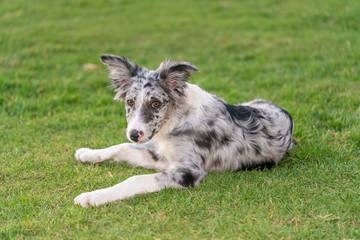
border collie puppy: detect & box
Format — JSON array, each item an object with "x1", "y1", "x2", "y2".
[{"x1": 74, "y1": 55, "x2": 295, "y2": 207}]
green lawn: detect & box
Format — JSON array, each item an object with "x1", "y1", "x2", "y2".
[{"x1": 1, "y1": 0, "x2": 359, "y2": 239}]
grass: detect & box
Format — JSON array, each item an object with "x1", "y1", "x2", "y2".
[{"x1": 1, "y1": 0, "x2": 359, "y2": 238}]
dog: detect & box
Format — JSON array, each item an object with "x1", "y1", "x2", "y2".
[{"x1": 74, "y1": 55, "x2": 295, "y2": 207}]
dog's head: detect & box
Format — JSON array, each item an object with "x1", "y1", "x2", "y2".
[{"x1": 100, "y1": 55, "x2": 198, "y2": 143}]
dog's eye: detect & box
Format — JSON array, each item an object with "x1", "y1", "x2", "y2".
[
  {"x1": 127, "y1": 99, "x2": 135, "y2": 106},
  {"x1": 151, "y1": 101, "x2": 161, "y2": 108}
]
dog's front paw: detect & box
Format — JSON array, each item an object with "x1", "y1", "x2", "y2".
[
  {"x1": 74, "y1": 191, "x2": 108, "y2": 207},
  {"x1": 75, "y1": 148, "x2": 102, "y2": 164}
]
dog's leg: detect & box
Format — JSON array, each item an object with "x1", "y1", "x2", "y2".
[
  {"x1": 74, "y1": 167, "x2": 206, "y2": 207},
  {"x1": 75, "y1": 142, "x2": 168, "y2": 171},
  {"x1": 74, "y1": 173, "x2": 172, "y2": 207}
]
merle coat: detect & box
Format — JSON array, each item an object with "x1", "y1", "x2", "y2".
[{"x1": 74, "y1": 55, "x2": 295, "y2": 207}]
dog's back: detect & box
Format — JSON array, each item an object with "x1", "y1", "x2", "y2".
[{"x1": 159, "y1": 84, "x2": 295, "y2": 172}]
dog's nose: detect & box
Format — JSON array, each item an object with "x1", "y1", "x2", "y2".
[
  {"x1": 129, "y1": 130, "x2": 144, "y2": 142},
  {"x1": 130, "y1": 130, "x2": 139, "y2": 142}
]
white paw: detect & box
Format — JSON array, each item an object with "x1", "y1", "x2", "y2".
[
  {"x1": 74, "y1": 190, "x2": 108, "y2": 207},
  {"x1": 75, "y1": 148, "x2": 101, "y2": 164}
]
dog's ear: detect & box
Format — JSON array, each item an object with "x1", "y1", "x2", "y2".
[
  {"x1": 157, "y1": 60, "x2": 198, "y2": 89},
  {"x1": 100, "y1": 54, "x2": 139, "y2": 100}
]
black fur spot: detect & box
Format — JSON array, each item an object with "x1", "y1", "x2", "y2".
[
  {"x1": 220, "y1": 135, "x2": 232, "y2": 146},
  {"x1": 194, "y1": 138, "x2": 211, "y2": 149},
  {"x1": 224, "y1": 103, "x2": 253, "y2": 122},
  {"x1": 207, "y1": 120, "x2": 215, "y2": 126},
  {"x1": 263, "y1": 161, "x2": 276, "y2": 169},
  {"x1": 177, "y1": 168, "x2": 196, "y2": 188},
  {"x1": 148, "y1": 150, "x2": 159, "y2": 162},
  {"x1": 250, "y1": 142, "x2": 262, "y2": 156},
  {"x1": 149, "y1": 129, "x2": 156, "y2": 139},
  {"x1": 194, "y1": 130, "x2": 218, "y2": 150},
  {"x1": 151, "y1": 72, "x2": 159, "y2": 79},
  {"x1": 170, "y1": 124, "x2": 193, "y2": 137},
  {"x1": 140, "y1": 105, "x2": 154, "y2": 123},
  {"x1": 174, "y1": 88, "x2": 186, "y2": 97},
  {"x1": 237, "y1": 159, "x2": 276, "y2": 171}
]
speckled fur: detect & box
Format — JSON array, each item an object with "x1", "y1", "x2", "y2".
[{"x1": 74, "y1": 55, "x2": 295, "y2": 207}]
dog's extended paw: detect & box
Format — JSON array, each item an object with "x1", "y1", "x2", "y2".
[
  {"x1": 75, "y1": 148, "x2": 102, "y2": 164},
  {"x1": 74, "y1": 191, "x2": 108, "y2": 207}
]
